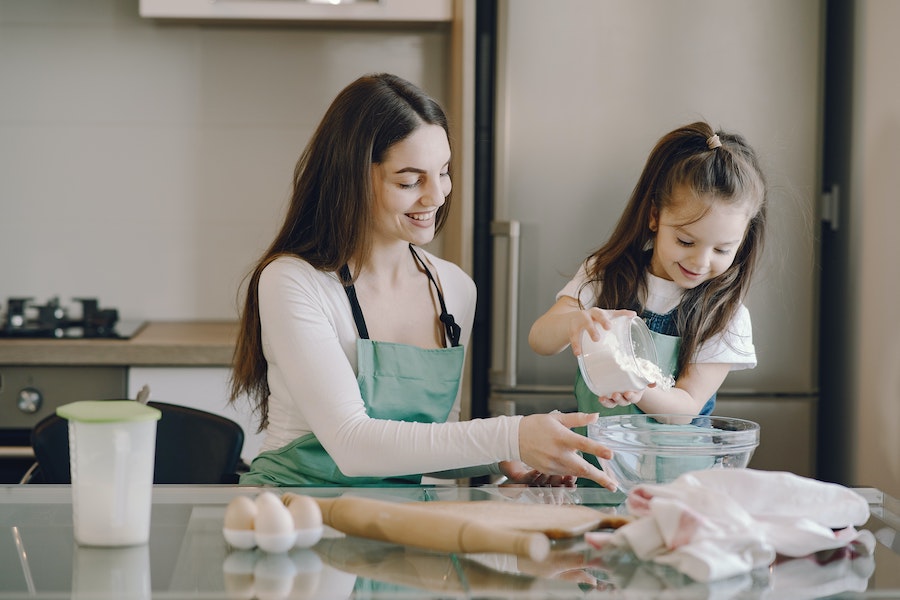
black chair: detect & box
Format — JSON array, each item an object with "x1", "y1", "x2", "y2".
[{"x1": 22, "y1": 401, "x2": 245, "y2": 484}]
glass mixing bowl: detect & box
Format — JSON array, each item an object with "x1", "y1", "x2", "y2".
[{"x1": 587, "y1": 413, "x2": 760, "y2": 492}]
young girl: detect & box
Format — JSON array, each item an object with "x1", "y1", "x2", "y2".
[{"x1": 530, "y1": 121, "x2": 766, "y2": 424}]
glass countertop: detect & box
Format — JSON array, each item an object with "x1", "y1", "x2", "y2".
[{"x1": 0, "y1": 484, "x2": 898, "y2": 599}]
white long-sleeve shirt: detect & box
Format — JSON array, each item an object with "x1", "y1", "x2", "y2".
[{"x1": 256, "y1": 250, "x2": 521, "y2": 477}]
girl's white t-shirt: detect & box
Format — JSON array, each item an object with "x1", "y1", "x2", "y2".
[{"x1": 557, "y1": 263, "x2": 756, "y2": 370}]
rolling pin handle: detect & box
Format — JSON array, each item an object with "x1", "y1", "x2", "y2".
[{"x1": 457, "y1": 521, "x2": 550, "y2": 562}]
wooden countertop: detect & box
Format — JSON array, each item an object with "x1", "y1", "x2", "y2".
[{"x1": 0, "y1": 321, "x2": 237, "y2": 367}]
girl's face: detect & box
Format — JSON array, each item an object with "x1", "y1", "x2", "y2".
[
  {"x1": 649, "y1": 185, "x2": 752, "y2": 289},
  {"x1": 371, "y1": 124, "x2": 451, "y2": 247}
]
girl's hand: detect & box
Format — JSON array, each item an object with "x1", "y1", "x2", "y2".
[
  {"x1": 517, "y1": 412, "x2": 618, "y2": 492},
  {"x1": 570, "y1": 308, "x2": 636, "y2": 356},
  {"x1": 529, "y1": 295, "x2": 634, "y2": 357},
  {"x1": 498, "y1": 461, "x2": 577, "y2": 487},
  {"x1": 596, "y1": 388, "x2": 647, "y2": 409}
]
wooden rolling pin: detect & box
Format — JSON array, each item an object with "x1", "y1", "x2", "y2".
[{"x1": 283, "y1": 493, "x2": 551, "y2": 562}]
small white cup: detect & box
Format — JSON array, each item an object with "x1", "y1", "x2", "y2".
[
  {"x1": 57, "y1": 400, "x2": 161, "y2": 547},
  {"x1": 577, "y1": 315, "x2": 660, "y2": 397}
]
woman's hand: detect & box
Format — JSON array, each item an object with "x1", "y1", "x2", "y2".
[
  {"x1": 498, "y1": 460, "x2": 577, "y2": 487},
  {"x1": 517, "y1": 412, "x2": 617, "y2": 492}
]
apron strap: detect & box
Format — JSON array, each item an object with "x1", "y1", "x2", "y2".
[
  {"x1": 339, "y1": 245, "x2": 461, "y2": 347},
  {"x1": 339, "y1": 265, "x2": 370, "y2": 340},
  {"x1": 638, "y1": 306, "x2": 681, "y2": 337},
  {"x1": 409, "y1": 245, "x2": 461, "y2": 347}
]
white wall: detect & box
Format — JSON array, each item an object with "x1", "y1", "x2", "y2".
[
  {"x1": 851, "y1": 0, "x2": 900, "y2": 498},
  {"x1": 0, "y1": 0, "x2": 449, "y2": 321}
]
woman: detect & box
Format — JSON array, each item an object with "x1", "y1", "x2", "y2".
[{"x1": 230, "y1": 73, "x2": 616, "y2": 490}]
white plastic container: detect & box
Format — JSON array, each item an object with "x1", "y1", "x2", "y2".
[
  {"x1": 577, "y1": 315, "x2": 665, "y2": 397},
  {"x1": 57, "y1": 400, "x2": 161, "y2": 546}
]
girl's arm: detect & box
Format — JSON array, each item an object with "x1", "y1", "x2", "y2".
[
  {"x1": 612, "y1": 362, "x2": 731, "y2": 414},
  {"x1": 529, "y1": 295, "x2": 633, "y2": 356},
  {"x1": 596, "y1": 306, "x2": 754, "y2": 414}
]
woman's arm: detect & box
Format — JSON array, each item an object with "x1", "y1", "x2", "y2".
[
  {"x1": 259, "y1": 259, "x2": 613, "y2": 485},
  {"x1": 259, "y1": 259, "x2": 618, "y2": 490},
  {"x1": 259, "y1": 259, "x2": 520, "y2": 477}
]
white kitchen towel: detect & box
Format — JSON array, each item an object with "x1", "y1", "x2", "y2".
[{"x1": 585, "y1": 469, "x2": 872, "y2": 582}]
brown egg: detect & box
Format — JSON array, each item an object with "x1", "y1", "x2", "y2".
[
  {"x1": 283, "y1": 494, "x2": 323, "y2": 548},
  {"x1": 223, "y1": 495, "x2": 258, "y2": 550},
  {"x1": 284, "y1": 495, "x2": 322, "y2": 531},
  {"x1": 224, "y1": 495, "x2": 257, "y2": 530},
  {"x1": 255, "y1": 492, "x2": 296, "y2": 553}
]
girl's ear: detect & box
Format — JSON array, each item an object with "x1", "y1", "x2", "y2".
[{"x1": 649, "y1": 206, "x2": 659, "y2": 232}]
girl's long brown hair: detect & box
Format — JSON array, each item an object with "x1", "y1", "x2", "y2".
[
  {"x1": 229, "y1": 73, "x2": 452, "y2": 430},
  {"x1": 580, "y1": 121, "x2": 766, "y2": 376}
]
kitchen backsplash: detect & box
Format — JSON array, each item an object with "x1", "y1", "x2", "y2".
[{"x1": 0, "y1": 0, "x2": 449, "y2": 321}]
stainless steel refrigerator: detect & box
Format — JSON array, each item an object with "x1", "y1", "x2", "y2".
[{"x1": 475, "y1": 0, "x2": 823, "y2": 477}]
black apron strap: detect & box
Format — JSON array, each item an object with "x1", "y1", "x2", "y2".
[
  {"x1": 409, "y1": 245, "x2": 461, "y2": 348},
  {"x1": 339, "y1": 265, "x2": 370, "y2": 340},
  {"x1": 339, "y1": 246, "x2": 461, "y2": 347}
]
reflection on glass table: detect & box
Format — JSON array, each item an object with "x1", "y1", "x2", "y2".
[{"x1": 0, "y1": 485, "x2": 898, "y2": 599}]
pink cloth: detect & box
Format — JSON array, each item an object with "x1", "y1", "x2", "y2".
[{"x1": 585, "y1": 469, "x2": 873, "y2": 582}]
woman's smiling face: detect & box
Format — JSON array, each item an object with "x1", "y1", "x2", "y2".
[
  {"x1": 370, "y1": 123, "x2": 451, "y2": 247},
  {"x1": 649, "y1": 185, "x2": 752, "y2": 289}
]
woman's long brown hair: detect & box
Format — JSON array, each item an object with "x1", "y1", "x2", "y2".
[
  {"x1": 580, "y1": 121, "x2": 767, "y2": 376},
  {"x1": 229, "y1": 73, "x2": 452, "y2": 431}
]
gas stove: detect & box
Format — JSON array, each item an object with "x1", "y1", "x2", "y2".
[{"x1": 0, "y1": 296, "x2": 145, "y2": 340}]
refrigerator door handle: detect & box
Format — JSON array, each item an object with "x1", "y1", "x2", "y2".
[{"x1": 490, "y1": 220, "x2": 520, "y2": 388}]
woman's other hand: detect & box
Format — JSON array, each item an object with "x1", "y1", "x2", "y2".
[
  {"x1": 517, "y1": 412, "x2": 617, "y2": 491},
  {"x1": 498, "y1": 460, "x2": 577, "y2": 487}
]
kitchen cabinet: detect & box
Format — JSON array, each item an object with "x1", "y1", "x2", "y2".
[{"x1": 139, "y1": 0, "x2": 452, "y2": 24}]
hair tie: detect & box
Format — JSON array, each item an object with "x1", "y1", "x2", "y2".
[{"x1": 707, "y1": 134, "x2": 722, "y2": 150}]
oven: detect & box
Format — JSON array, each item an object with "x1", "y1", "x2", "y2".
[
  {"x1": 0, "y1": 366, "x2": 129, "y2": 482},
  {"x1": 0, "y1": 297, "x2": 144, "y2": 483}
]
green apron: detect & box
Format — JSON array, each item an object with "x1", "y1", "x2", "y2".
[{"x1": 241, "y1": 246, "x2": 464, "y2": 487}]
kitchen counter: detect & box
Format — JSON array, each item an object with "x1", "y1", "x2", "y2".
[
  {"x1": 1, "y1": 484, "x2": 898, "y2": 599},
  {"x1": 0, "y1": 321, "x2": 237, "y2": 367}
]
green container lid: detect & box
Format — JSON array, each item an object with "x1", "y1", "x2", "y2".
[{"x1": 56, "y1": 400, "x2": 161, "y2": 423}]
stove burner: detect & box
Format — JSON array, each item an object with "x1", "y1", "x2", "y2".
[{"x1": 0, "y1": 297, "x2": 143, "y2": 339}]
